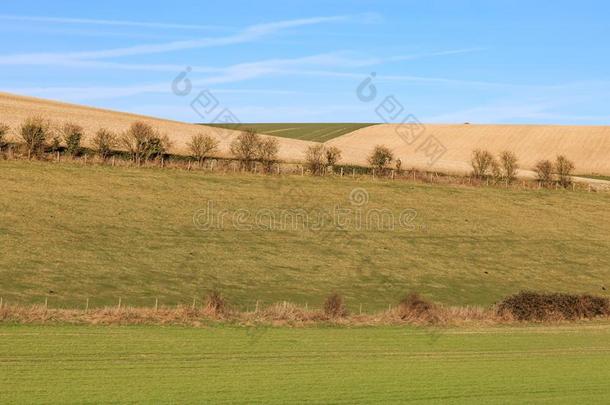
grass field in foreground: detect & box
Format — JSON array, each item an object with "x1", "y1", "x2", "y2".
[
  {"x1": 2, "y1": 323, "x2": 610, "y2": 403},
  {"x1": 1, "y1": 160, "x2": 609, "y2": 309},
  {"x1": 205, "y1": 123, "x2": 375, "y2": 141}
]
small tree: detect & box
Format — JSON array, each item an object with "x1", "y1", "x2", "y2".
[
  {"x1": 535, "y1": 160, "x2": 554, "y2": 185},
  {"x1": 61, "y1": 122, "x2": 84, "y2": 156},
  {"x1": 0, "y1": 123, "x2": 9, "y2": 151},
  {"x1": 187, "y1": 133, "x2": 219, "y2": 166},
  {"x1": 120, "y1": 122, "x2": 170, "y2": 164},
  {"x1": 305, "y1": 144, "x2": 326, "y2": 176},
  {"x1": 257, "y1": 137, "x2": 280, "y2": 173},
  {"x1": 471, "y1": 149, "x2": 495, "y2": 178},
  {"x1": 368, "y1": 145, "x2": 394, "y2": 173},
  {"x1": 499, "y1": 151, "x2": 519, "y2": 183},
  {"x1": 325, "y1": 146, "x2": 342, "y2": 172},
  {"x1": 20, "y1": 117, "x2": 50, "y2": 159},
  {"x1": 555, "y1": 155, "x2": 575, "y2": 188},
  {"x1": 230, "y1": 128, "x2": 260, "y2": 171},
  {"x1": 92, "y1": 129, "x2": 117, "y2": 161}
]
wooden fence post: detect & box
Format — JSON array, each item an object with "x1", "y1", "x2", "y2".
[
  {"x1": 155, "y1": 298, "x2": 158, "y2": 311},
  {"x1": 117, "y1": 297, "x2": 122, "y2": 310},
  {"x1": 340, "y1": 167, "x2": 344, "y2": 177},
  {"x1": 85, "y1": 298, "x2": 89, "y2": 313}
]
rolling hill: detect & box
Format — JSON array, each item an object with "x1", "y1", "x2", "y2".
[
  {"x1": 0, "y1": 92, "x2": 316, "y2": 162},
  {"x1": 325, "y1": 123, "x2": 610, "y2": 176}
]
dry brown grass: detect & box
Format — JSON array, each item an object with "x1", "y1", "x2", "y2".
[{"x1": 2, "y1": 295, "x2": 607, "y2": 327}]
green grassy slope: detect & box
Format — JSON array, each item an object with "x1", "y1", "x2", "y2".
[
  {"x1": 1, "y1": 160, "x2": 609, "y2": 309},
  {"x1": 2, "y1": 324, "x2": 610, "y2": 403},
  {"x1": 204, "y1": 123, "x2": 375, "y2": 141}
]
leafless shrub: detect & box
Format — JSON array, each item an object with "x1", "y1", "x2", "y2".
[
  {"x1": 60, "y1": 122, "x2": 85, "y2": 156},
  {"x1": 471, "y1": 149, "x2": 495, "y2": 178},
  {"x1": 230, "y1": 128, "x2": 260, "y2": 171},
  {"x1": 304, "y1": 144, "x2": 326, "y2": 175},
  {"x1": 324, "y1": 293, "x2": 348, "y2": 318},
  {"x1": 535, "y1": 159, "x2": 554, "y2": 185},
  {"x1": 325, "y1": 146, "x2": 342, "y2": 172},
  {"x1": 204, "y1": 291, "x2": 227, "y2": 316},
  {"x1": 187, "y1": 133, "x2": 219, "y2": 166},
  {"x1": 555, "y1": 155, "x2": 575, "y2": 188},
  {"x1": 497, "y1": 291, "x2": 610, "y2": 321},
  {"x1": 257, "y1": 137, "x2": 280, "y2": 173},
  {"x1": 499, "y1": 151, "x2": 519, "y2": 183},
  {"x1": 368, "y1": 145, "x2": 394, "y2": 173},
  {"x1": 20, "y1": 117, "x2": 51, "y2": 159},
  {"x1": 120, "y1": 122, "x2": 171, "y2": 164},
  {"x1": 91, "y1": 129, "x2": 117, "y2": 160},
  {"x1": 396, "y1": 293, "x2": 439, "y2": 323}
]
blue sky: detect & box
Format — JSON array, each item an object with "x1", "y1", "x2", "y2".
[{"x1": 1, "y1": 0, "x2": 609, "y2": 124}]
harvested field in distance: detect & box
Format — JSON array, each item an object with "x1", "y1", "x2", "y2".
[
  {"x1": 2, "y1": 324, "x2": 610, "y2": 403},
  {"x1": 326, "y1": 123, "x2": 610, "y2": 176},
  {"x1": 1, "y1": 160, "x2": 609, "y2": 309},
  {"x1": 206, "y1": 123, "x2": 375, "y2": 141},
  {"x1": 0, "y1": 92, "x2": 315, "y2": 162}
]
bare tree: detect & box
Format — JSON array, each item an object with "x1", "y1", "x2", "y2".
[
  {"x1": 60, "y1": 122, "x2": 85, "y2": 156},
  {"x1": 91, "y1": 129, "x2": 117, "y2": 161},
  {"x1": 325, "y1": 146, "x2": 342, "y2": 172},
  {"x1": 304, "y1": 144, "x2": 326, "y2": 175},
  {"x1": 555, "y1": 155, "x2": 575, "y2": 188},
  {"x1": 368, "y1": 145, "x2": 394, "y2": 173},
  {"x1": 471, "y1": 149, "x2": 495, "y2": 178},
  {"x1": 257, "y1": 137, "x2": 280, "y2": 173},
  {"x1": 535, "y1": 160, "x2": 554, "y2": 185},
  {"x1": 187, "y1": 133, "x2": 219, "y2": 166},
  {"x1": 499, "y1": 151, "x2": 519, "y2": 183},
  {"x1": 20, "y1": 117, "x2": 50, "y2": 159},
  {"x1": 120, "y1": 122, "x2": 170, "y2": 164},
  {"x1": 230, "y1": 128, "x2": 260, "y2": 171}
]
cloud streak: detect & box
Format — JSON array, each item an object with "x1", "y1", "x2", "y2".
[
  {"x1": 0, "y1": 14, "x2": 227, "y2": 30},
  {"x1": 0, "y1": 15, "x2": 353, "y2": 64}
]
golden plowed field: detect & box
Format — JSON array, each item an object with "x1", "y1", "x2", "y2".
[
  {"x1": 326, "y1": 123, "x2": 610, "y2": 176},
  {"x1": 0, "y1": 92, "x2": 315, "y2": 162}
]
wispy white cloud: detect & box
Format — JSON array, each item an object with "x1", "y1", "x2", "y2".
[
  {"x1": 0, "y1": 15, "x2": 355, "y2": 64},
  {"x1": 0, "y1": 14, "x2": 227, "y2": 31},
  {"x1": 4, "y1": 49, "x2": 500, "y2": 101}
]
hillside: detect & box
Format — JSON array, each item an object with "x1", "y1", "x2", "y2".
[
  {"x1": 0, "y1": 92, "x2": 316, "y2": 162},
  {"x1": 1, "y1": 161, "x2": 608, "y2": 309},
  {"x1": 326, "y1": 123, "x2": 610, "y2": 176},
  {"x1": 206, "y1": 123, "x2": 375, "y2": 142}
]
